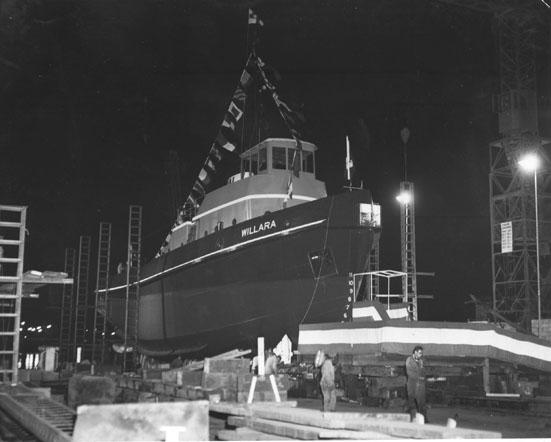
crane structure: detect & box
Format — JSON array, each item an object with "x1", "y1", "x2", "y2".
[{"x1": 438, "y1": 0, "x2": 551, "y2": 332}]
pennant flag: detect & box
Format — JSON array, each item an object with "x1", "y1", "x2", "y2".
[
  {"x1": 285, "y1": 173, "x2": 293, "y2": 201},
  {"x1": 209, "y1": 144, "x2": 223, "y2": 162},
  {"x1": 290, "y1": 147, "x2": 300, "y2": 178},
  {"x1": 186, "y1": 193, "x2": 198, "y2": 208},
  {"x1": 233, "y1": 86, "x2": 246, "y2": 104},
  {"x1": 205, "y1": 158, "x2": 215, "y2": 172},
  {"x1": 248, "y1": 9, "x2": 263, "y2": 52},
  {"x1": 192, "y1": 181, "x2": 206, "y2": 197},
  {"x1": 240, "y1": 69, "x2": 253, "y2": 89},
  {"x1": 255, "y1": 56, "x2": 305, "y2": 152},
  {"x1": 228, "y1": 101, "x2": 243, "y2": 121},
  {"x1": 248, "y1": 8, "x2": 264, "y2": 26},
  {"x1": 216, "y1": 131, "x2": 236, "y2": 152},
  {"x1": 222, "y1": 118, "x2": 236, "y2": 131},
  {"x1": 198, "y1": 168, "x2": 208, "y2": 182}
]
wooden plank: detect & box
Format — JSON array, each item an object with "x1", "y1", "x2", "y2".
[
  {"x1": 227, "y1": 415, "x2": 248, "y2": 427},
  {"x1": 212, "y1": 349, "x2": 252, "y2": 360},
  {"x1": 318, "y1": 429, "x2": 396, "y2": 439},
  {"x1": 343, "y1": 417, "x2": 502, "y2": 439},
  {"x1": 210, "y1": 401, "x2": 298, "y2": 417},
  {"x1": 232, "y1": 416, "x2": 325, "y2": 440},
  {"x1": 217, "y1": 428, "x2": 292, "y2": 440},
  {"x1": 250, "y1": 405, "x2": 409, "y2": 428}
]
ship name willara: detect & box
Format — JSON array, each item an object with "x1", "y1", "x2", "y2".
[{"x1": 241, "y1": 220, "x2": 277, "y2": 238}]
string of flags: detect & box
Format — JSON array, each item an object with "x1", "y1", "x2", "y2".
[
  {"x1": 157, "y1": 9, "x2": 304, "y2": 256},
  {"x1": 254, "y1": 56, "x2": 304, "y2": 200},
  {"x1": 185, "y1": 54, "x2": 257, "y2": 210}
]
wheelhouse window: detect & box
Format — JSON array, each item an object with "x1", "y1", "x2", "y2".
[
  {"x1": 302, "y1": 150, "x2": 314, "y2": 173},
  {"x1": 258, "y1": 147, "x2": 267, "y2": 172},
  {"x1": 359, "y1": 203, "x2": 381, "y2": 227},
  {"x1": 273, "y1": 147, "x2": 287, "y2": 170},
  {"x1": 287, "y1": 149, "x2": 301, "y2": 172},
  {"x1": 251, "y1": 152, "x2": 258, "y2": 174},
  {"x1": 242, "y1": 158, "x2": 250, "y2": 175}
]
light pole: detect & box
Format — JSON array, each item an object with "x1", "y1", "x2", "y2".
[
  {"x1": 396, "y1": 183, "x2": 417, "y2": 320},
  {"x1": 400, "y1": 127, "x2": 410, "y2": 181},
  {"x1": 518, "y1": 153, "x2": 541, "y2": 337}
]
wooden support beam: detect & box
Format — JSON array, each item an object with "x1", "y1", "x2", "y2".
[{"x1": 217, "y1": 428, "x2": 292, "y2": 440}]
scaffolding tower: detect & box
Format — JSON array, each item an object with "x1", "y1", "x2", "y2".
[
  {"x1": 123, "y1": 206, "x2": 142, "y2": 372},
  {"x1": 399, "y1": 181, "x2": 418, "y2": 320},
  {"x1": 92, "y1": 222, "x2": 112, "y2": 366},
  {"x1": 72, "y1": 236, "x2": 91, "y2": 363},
  {"x1": 490, "y1": 136, "x2": 551, "y2": 332},
  {"x1": 486, "y1": 6, "x2": 551, "y2": 333},
  {"x1": 0, "y1": 205, "x2": 27, "y2": 384},
  {"x1": 58, "y1": 248, "x2": 77, "y2": 367},
  {"x1": 439, "y1": 0, "x2": 551, "y2": 333}
]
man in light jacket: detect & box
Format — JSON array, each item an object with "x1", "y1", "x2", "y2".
[{"x1": 316, "y1": 350, "x2": 336, "y2": 412}]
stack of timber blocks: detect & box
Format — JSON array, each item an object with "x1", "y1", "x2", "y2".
[
  {"x1": 201, "y1": 357, "x2": 290, "y2": 402},
  {"x1": 201, "y1": 358, "x2": 250, "y2": 402}
]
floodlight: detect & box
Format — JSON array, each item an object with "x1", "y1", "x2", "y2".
[
  {"x1": 518, "y1": 153, "x2": 540, "y2": 172},
  {"x1": 396, "y1": 191, "x2": 412, "y2": 205}
]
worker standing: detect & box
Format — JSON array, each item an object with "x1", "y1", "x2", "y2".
[
  {"x1": 316, "y1": 350, "x2": 336, "y2": 412},
  {"x1": 406, "y1": 345, "x2": 428, "y2": 422},
  {"x1": 265, "y1": 348, "x2": 278, "y2": 376}
]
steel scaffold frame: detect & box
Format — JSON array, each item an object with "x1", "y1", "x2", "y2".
[
  {"x1": 123, "y1": 206, "x2": 142, "y2": 372},
  {"x1": 400, "y1": 181, "x2": 418, "y2": 320},
  {"x1": 92, "y1": 222, "x2": 112, "y2": 366},
  {"x1": 0, "y1": 205, "x2": 27, "y2": 384},
  {"x1": 72, "y1": 236, "x2": 91, "y2": 363},
  {"x1": 58, "y1": 248, "x2": 77, "y2": 368}
]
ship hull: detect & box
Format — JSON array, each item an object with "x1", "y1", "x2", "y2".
[{"x1": 107, "y1": 190, "x2": 378, "y2": 357}]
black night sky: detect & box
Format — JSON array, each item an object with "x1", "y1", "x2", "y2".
[{"x1": 1, "y1": 0, "x2": 550, "y2": 332}]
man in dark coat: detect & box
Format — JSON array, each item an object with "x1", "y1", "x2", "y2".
[{"x1": 406, "y1": 345, "x2": 427, "y2": 422}]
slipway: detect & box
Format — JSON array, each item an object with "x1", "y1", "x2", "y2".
[{"x1": 298, "y1": 320, "x2": 551, "y2": 372}]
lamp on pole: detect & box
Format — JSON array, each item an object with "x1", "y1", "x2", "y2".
[
  {"x1": 396, "y1": 182, "x2": 417, "y2": 320},
  {"x1": 518, "y1": 152, "x2": 541, "y2": 337}
]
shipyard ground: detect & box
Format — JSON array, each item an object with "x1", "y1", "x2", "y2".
[
  {"x1": 209, "y1": 399, "x2": 551, "y2": 439},
  {"x1": 293, "y1": 398, "x2": 551, "y2": 439}
]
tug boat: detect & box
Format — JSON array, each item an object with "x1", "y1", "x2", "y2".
[
  {"x1": 105, "y1": 11, "x2": 381, "y2": 358},
  {"x1": 106, "y1": 138, "x2": 380, "y2": 357}
]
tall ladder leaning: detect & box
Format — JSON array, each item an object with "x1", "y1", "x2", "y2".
[
  {"x1": 92, "y1": 222, "x2": 112, "y2": 366},
  {"x1": 368, "y1": 235, "x2": 380, "y2": 299},
  {"x1": 0, "y1": 205, "x2": 27, "y2": 385},
  {"x1": 73, "y1": 236, "x2": 92, "y2": 364},
  {"x1": 123, "y1": 206, "x2": 142, "y2": 372},
  {"x1": 400, "y1": 181, "x2": 418, "y2": 320},
  {"x1": 58, "y1": 248, "x2": 77, "y2": 368}
]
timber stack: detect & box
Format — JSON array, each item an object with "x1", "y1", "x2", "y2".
[
  {"x1": 115, "y1": 349, "x2": 290, "y2": 404},
  {"x1": 211, "y1": 402, "x2": 502, "y2": 440}
]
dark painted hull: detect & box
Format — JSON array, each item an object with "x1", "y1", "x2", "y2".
[{"x1": 107, "y1": 190, "x2": 378, "y2": 357}]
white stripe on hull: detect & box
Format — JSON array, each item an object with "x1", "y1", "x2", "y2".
[
  {"x1": 299, "y1": 324, "x2": 551, "y2": 363},
  {"x1": 100, "y1": 218, "x2": 326, "y2": 293}
]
